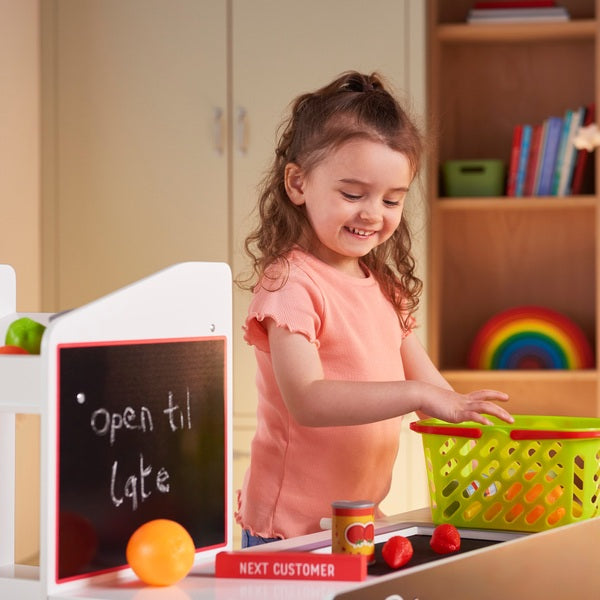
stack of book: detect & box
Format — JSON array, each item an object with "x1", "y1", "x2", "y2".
[
  {"x1": 505, "y1": 104, "x2": 596, "y2": 197},
  {"x1": 467, "y1": 1, "x2": 570, "y2": 24}
]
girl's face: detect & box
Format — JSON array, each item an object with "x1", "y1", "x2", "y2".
[{"x1": 285, "y1": 138, "x2": 413, "y2": 277}]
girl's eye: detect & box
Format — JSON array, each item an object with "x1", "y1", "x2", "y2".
[
  {"x1": 342, "y1": 192, "x2": 362, "y2": 201},
  {"x1": 384, "y1": 199, "x2": 401, "y2": 207}
]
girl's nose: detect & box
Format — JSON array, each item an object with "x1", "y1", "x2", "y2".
[{"x1": 359, "y1": 202, "x2": 382, "y2": 222}]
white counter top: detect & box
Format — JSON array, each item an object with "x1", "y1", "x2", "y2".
[{"x1": 45, "y1": 510, "x2": 600, "y2": 600}]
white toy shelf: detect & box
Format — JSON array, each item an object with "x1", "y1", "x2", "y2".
[{"x1": 0, "y1": 263, "x2": 233, "y2": 599}]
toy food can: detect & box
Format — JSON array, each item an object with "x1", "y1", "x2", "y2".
[{"x1": 331, "y1": 500, "x2": 375, "y2": 564}]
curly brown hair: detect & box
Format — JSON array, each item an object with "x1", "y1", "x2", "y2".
[{"x1": 238, "y1": 71, "x2": 424, "y2": 330}]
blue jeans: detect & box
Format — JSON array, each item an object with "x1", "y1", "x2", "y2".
[{"x1": 241, "y1": 529, "x2": 282, "y2": 548}]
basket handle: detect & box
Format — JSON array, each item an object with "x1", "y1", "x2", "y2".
[
  {"x1": 510, "y1": 429, "x2": 600, "y2": 440},
  {"x1": 409, "y1": 422, "x2": 482, "y2": 438},
  {"x1": 409, "y1": 421, "x2": 600, "y2": 440}
]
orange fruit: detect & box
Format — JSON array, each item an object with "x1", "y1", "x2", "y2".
[{"x1": 126, "y1": 519, "x2": 195, "y2": 586}]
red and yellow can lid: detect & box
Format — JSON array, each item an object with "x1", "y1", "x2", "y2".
[{"x1": 332, "y1": 500, "x2": 374, "y2": 517}]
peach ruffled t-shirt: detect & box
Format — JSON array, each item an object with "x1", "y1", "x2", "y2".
[{"x1": 235, "y1": 248, "x2": 413, "y2": 539}]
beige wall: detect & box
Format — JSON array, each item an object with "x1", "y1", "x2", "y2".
[
  {"x1": 0, "y1": 0, "x2": 41, "y2": 311},
  {"x1": 0, "y1": 0, "x2": 41, "y2": 565}
]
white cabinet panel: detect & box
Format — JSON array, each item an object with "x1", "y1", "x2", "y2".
[{"x1": 45, "y1": 0, "x2": 229, "y2": 309}]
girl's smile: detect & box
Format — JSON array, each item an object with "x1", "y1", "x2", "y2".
[
  {"x1": 346, "y1": 227, "x2": 376, "y2": 237},
  {"x1": 285, "y1": 138, "x2": 413, "y2": 277}
]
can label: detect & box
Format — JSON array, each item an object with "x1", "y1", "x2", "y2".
[{"x1": 331, "y1": 500, "x2": 375, "y2": 564}]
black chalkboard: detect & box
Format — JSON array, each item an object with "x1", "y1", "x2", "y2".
[{"x1": 56, "y1": 337, "x2": 227, "y2": 581}]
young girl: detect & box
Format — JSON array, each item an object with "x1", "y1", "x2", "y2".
[{"x1": 235, "y1": 71, "x2": 512, "y2": 547}]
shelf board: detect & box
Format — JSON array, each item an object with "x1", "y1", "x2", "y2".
[
  {"x1": 437, "y1": 19, "x2": 597, "y2": 43},
  {"x1": 0, "y1": 564, "x2": 39, "y2": 581},
  {"x1": 0, "y1": 567, "x2": 41, "y2": 600},
  {"x1": 441, "y1": 369, "x2": 599, "y2": 416},
  {"x1": 441, "y1": 369, "x2": 597, "y2": 382},
  {"x1": 0, "y1": 357, "x2": 42, "y2": 414},
  {"x1": 435, "y1": 195, "x2": 597, "y2": 211}
]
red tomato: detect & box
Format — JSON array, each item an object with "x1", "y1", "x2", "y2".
[
  {"x1": 58, "y1": 511, "x2": 98, "y2": 578},
  {"x1": 381, "y1": 535, "x2": 413, "y2": 569},
  {"x1": 0, "y1": 345, "x2": 29, "y2": 354},
  {"x1": 430, "y1": 524, "x2": 461, "y2": 554},
  {"x1": 126, "y1": 519, "x2": 195, "y2": 586},
  {"x1": 345, "y1": 523, "x2": 365, "y2": 544}
]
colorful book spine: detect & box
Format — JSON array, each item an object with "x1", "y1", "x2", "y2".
[
  {"x1": 515, "y1": 124, "x2": 532, "y2": 197},
  {"x1": 523, "y1": 124, "x2": 543, "y2": 197},
  {"x1": 532, "y1": 120, "x2": 549, "y2": 195},
  {"x1": 557, "y1": 106, "x2": 585, "y2": 196},
  {"x1": 551, "y1": 108, "x2": 573, "y2": 195},
  {"x1": 536, "y1": 116, "x2": 563, "y2": 196},
  {"x1": 506, "y1": 124, "x2": 523, "y2": 196}
]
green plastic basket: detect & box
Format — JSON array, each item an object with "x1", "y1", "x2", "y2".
[{"x1": 410, "y1": 415, "x2": 600, "y2": 533}]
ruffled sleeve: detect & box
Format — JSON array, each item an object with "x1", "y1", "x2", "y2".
[{"x1": 243, "y1": 264, "x2": 324, "y2": 352}]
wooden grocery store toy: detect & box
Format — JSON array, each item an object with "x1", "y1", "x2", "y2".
[{"x1": 0, "y1": 263, "x2": 233, "y2": 598}]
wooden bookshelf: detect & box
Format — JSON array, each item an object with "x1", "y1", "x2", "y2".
[
  {"x1": 437, "y1": 19, "x2": 596, "y2": 42},
  {"x1": 426, "y1": 0, "x2": 600, "y2": 416}
]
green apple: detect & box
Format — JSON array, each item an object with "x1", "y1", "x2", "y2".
[{"x1": 5, "y1": 317, "x2": 46, "y2": 355}]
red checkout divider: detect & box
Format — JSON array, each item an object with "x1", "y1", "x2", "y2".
[{"x1": 215, "y1": 551, "x2": 367, "y2": 581}]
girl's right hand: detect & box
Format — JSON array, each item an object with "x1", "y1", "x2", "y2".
[{"x1": 420, "y1": 387, "x2": 513, "y2": 426}]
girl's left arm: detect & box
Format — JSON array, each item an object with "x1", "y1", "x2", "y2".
[
  {"x1": 265, "y1": 318, "x2": 511, "y2": 427},
  {"x1": 400, "y1": 332, "x2": 510, "y2": 421},
  {"x1": 400, "y1": 332, "x2": 453, "y2": 419},
  {"x1": 400, "y1": 332, "x2": 453, "y2": 390}
]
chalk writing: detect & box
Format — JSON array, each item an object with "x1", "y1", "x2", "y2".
[
  {"x1": 163, "y1": 388, "x2": 192, "y2": 432},
  {"x1": 110, "y1": 454, "x2": 170, "y2": 510},
  {"x1": 82, "y1": 388, "x2": 192, "y2": 510},
  {"x1": 90, "y1": 405, "x2": 154, "y2": 446}
]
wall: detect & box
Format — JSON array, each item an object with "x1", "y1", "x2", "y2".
[
  {"x1": 0, "y1": 0, "x2": 41, "y2": 565},
  {"x1": 0, "y1": 0, "x2": 41, "y2": 311}
]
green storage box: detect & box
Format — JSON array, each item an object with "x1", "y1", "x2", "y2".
[{"x1": 442, "y1": 159, "x2": 505, "y2": 197}]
